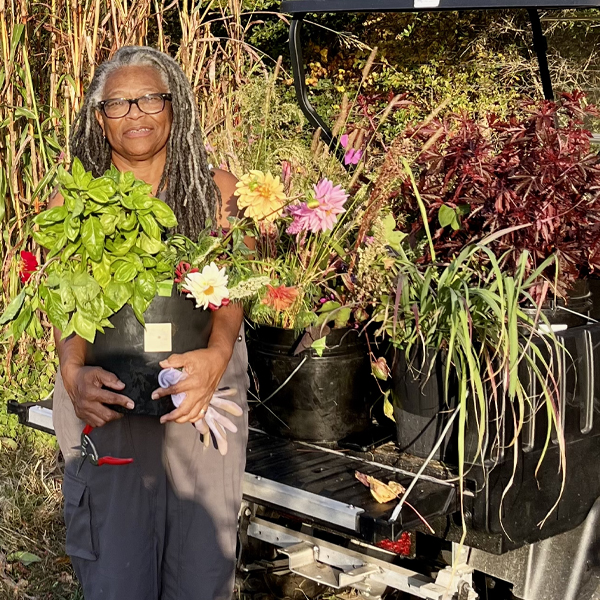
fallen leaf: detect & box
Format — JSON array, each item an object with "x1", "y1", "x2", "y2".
[
  {"x1": 355, "y1": 471, "x2": 405, "y2": 504},
  {"x1": 7, "y1": 552, "x2": 41, "y2": 567}
]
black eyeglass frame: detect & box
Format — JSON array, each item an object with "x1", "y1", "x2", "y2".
[{"x1": 97, "y1": 93, "x2": 173, "y2": 119}]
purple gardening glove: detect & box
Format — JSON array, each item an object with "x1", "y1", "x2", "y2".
[{"x1": 157, "y1": 368, "x2": 242, "y2": 455}]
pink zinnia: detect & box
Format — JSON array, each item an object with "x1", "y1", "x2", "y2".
[{"x1": 287, "y1": 179, "x2": 348, "y2": 234}]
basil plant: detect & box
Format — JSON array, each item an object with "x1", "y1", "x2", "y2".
[{"x1": 2, "y1": 159, "x2": 182, "y2": 343}]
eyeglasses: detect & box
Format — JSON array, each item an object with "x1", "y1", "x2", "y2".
[{"x1": 97, "y1": 93, "x2": 172, "y2": 119}]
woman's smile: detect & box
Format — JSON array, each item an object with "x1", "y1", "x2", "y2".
[{"x1": 123, "y1": 125, "x2": 154, "y2": 138}]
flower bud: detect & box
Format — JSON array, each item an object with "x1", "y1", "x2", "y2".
[{"x1": 371, "y1": 356, "x2": 391, "y2": 381}]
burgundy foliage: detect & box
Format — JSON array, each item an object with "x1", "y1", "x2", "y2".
[{"x1": 397, "y1": 92, "x2": 600, "y2": 292}]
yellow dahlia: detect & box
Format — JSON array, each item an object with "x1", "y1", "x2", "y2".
[{"x1": 235, "y1": 170, "x2": 286, "y2": 222}]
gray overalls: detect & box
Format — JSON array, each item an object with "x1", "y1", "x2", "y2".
[{"x1": 53, "y1": 327, "x2": 249, "y2": 600}]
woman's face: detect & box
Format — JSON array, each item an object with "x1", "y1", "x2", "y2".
[{"x1": 95, "y1": 65, "x2": 173, "y2": 163}]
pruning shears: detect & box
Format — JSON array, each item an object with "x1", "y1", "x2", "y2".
[{"x1": 76, "y1": 424, "x2": 134, "y2": 475}]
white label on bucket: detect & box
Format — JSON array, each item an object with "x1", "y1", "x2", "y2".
[
  {"x1": 144, "y1": 323, "x2": 172, "y2": 353},
  {"x1": 415, "y1": 0, "x2": 440, "y2": 7}
]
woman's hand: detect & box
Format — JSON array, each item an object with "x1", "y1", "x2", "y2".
[
  {"x1": 61, "y1": 363, "x2": 134, "y2": 428},
  {"x1": 152, "y1": 347, "x2": 230, "y2": 425}
]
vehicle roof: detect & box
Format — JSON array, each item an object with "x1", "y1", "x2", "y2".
[{"x1": 281, "y1": 0, "x2": 600, "y2": 13}]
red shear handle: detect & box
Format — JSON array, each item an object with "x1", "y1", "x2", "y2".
[
  {"x1": 83, "y1": 424, "x2": 93, "y2": 435},
  {"x1": 97, "y1": 457, "x2": 134, "y2": 466}
]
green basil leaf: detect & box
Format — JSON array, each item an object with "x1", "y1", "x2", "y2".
[
  {"x1": 123, "y1": 251, "x2": 142, "y2": 266},
  {"x1": 47, "y1": 233, "x2": 68, "y2": 258},
  {"x1": 151, "y1": 200, "x2": 178, "y2": 228},
  {"x1": 131, "y1": 293, "x2": 150, "y2": 326},
  {"x1": 71, "y1": 195, "x2": 85, "y2": 218},
  {"x1": 71, "y1": 158, "x2": 86, "y2": 186},
  {"x1": 91, "y1": 253, "x2": 112, "y2": 288},
  {"x1": 108, "y1": 228, "x2": 138, "y2": 257},
  {"x1": 104, "y1": 281, "x2": 133, "y2": 312},
  {"x1": 138, "y1": 213, "x2": 161, "y2": 240},
  {"x1": 81, "y1": 216, "x2": 105, "y2": 262},
  {"x1": 156, "y1": 279, "x2": 173, "y2": 297},
  {"x1": 60, "y1": 316, "x2": 75, "y2": 339},
  {"x1": 113, "y1": 261, "x2": 138, "y2": 283},
  {"x1": 73, "y1": 312, "x2": 96, "y2": 343},
  {"x1": 120, "y1": 194, "x2": 135, "y2": 210},
  {"x1": 99, "y1": 213, "x2": 119, "y2": 236},
  {"x1": 119, "y1": 171, "x2": 136, "y2": 193},
  {"x1": 71, "y1": 271, "x2": 101, "y2": 305},
  {"x1": 131, "y1": 191, "x2": 153, "y2": 210},
  {"x1": 45, "y1": 273, "x2": 61, "y2": 288},
  {"x1": 57, "y1": 165, "x2": 74, "y2": 188},
  {"x1": 88, "y1": 176, "x2": 116, "y2": 196},
  {"x1": 133, "y1": 181, "x2": 153, "y2": 195},
  {"x1": 62, "y1": 241, "x2": 81, "y2": 262},
  {"x1": 87, "y1": 187, "x2": 110, "y2": 204},
  {"x1": 142, "y1": 256, "x2": 157, "y2": 268},
  {"x1": 101, "y1": 205, "x2": 121, "y2": 216},
  {"x1": 138, "y1": 232, "x2": 164, "y2": 255},
  {"x1": 135, "y1": 271, "x2": 156, "y2": 301},
  {"x1": 0, "y1": 289, "x2": 26, "y2": 325},
  {"x1": 64, "y1": 215, "x2": 80, "y2": 241},
  {"x1": 63, "y1": 190, "x2": 76, "y2": 212},
  {"x1": 78, "y1": 295, "x2": 106, "y2": 323},
  {"x1": 32, "y1": 231, "x2": 55, "y2": 249},
  {"x1": 33, "y1": 205, "x2": 67, "y2": 227},
  {"x1": 118, "y1": 211, "x2": 137, "y2": 231},
  {"x1": 46, "y1": 291, "x2": 69, "y2": 331},
  {"x1": 155, "y1": 260, "x2": 172, "y2": 273},
  {"x1": 59, "y1": 282, "x2": 76, "y2": 312},
  {"x1": 83, "y1": 200, "x2": 106, "y2": 215}
]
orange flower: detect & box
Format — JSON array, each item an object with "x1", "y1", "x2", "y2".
[{"x1": 261, "y1": 285, "x2": 299, "y2": 312}]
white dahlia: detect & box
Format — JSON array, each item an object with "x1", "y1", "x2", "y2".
[{"x1": 184, "y1": 262, "x2": 229, "y2": 309}]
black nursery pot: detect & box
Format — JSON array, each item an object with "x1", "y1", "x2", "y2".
[
  {"x1": 391, "y1": 348, "x2": 458, "y2": 463},
  {"x1": 86, "y1": 288, "x2": 213, "y2": 417},
  {"x1": 247, "y1": 325, "x2": 374, "y2": 442}
]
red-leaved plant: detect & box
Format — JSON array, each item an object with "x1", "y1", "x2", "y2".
[{"x1": 395, "y1": 91, "x2": 600, "y2": 294}]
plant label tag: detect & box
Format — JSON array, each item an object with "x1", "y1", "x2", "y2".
[
  {"x1": 414, "y1": 0, "x2": 440, "y2": 7},
  {"x1": 144, "y1": 323, "x2": 172, "y2": 353}
]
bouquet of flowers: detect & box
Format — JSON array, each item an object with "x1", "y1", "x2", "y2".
[{"x1": 229, "y1": 168, "x2": 368, "y2": 338}]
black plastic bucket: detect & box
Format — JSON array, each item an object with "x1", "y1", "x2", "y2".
[
  {"x1": 86, "y1": 288, "x2": 212, "y2": 417},
  {"x1": 247, "y1": 325, "x2": 374, "y2": 442},
  {"x1": 391, "y1": 348, "x2": 458, "y2": 462},
  {"x1": 522, "y1": 279, "x2": 593, "y2": 328}
]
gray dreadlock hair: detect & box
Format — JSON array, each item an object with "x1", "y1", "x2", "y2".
[{"x1": 69, "y1": 46, "x2": 221, "y2": 239}]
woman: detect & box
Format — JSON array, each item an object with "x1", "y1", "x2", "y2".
[{"x1": 49, "y1": 46, "x2": 249, "y2": 600}]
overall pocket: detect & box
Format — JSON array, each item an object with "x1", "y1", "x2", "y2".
[{"x1": 63, "y1": 471, "x2": 97, "y2": 561}]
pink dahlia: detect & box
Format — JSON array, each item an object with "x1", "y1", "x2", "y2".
[{"x1": 286, "y1": 179, "x2": 348, "y2": 234}]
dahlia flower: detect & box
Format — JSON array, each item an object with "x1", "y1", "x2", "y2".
[
  {"x1": 261, "y1": 285, "x2": 299, "y2": 312},
  {"x1": 286, "y1": 179, "x2": 348, "y2": 234},
  {"x1": 235, "y1": 171, "x2": 286, "y2": 222},
  {"x1": 184, "y1": 262, "x2": 229, "y2": 310}
]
